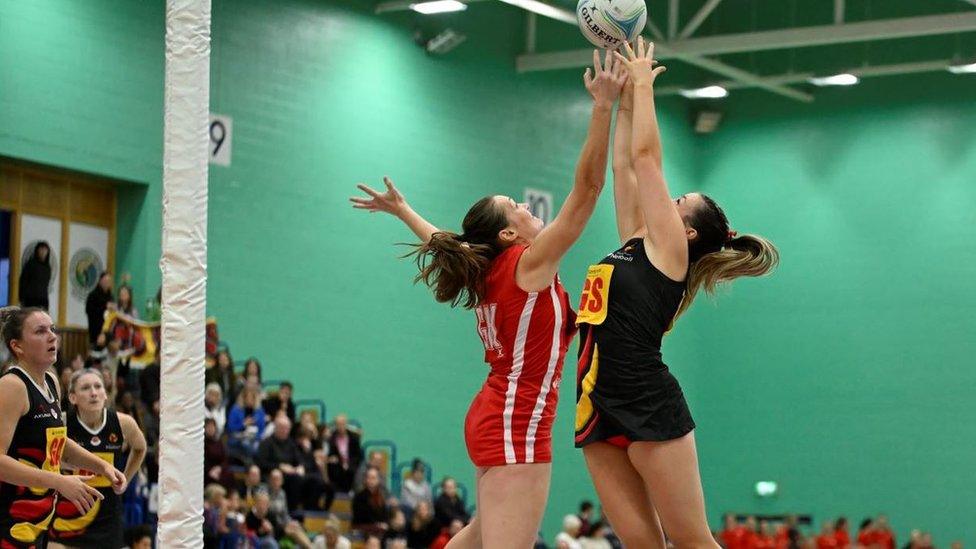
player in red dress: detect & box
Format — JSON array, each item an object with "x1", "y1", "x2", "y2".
[{"x1": 351, "y1": 50, "x2": 627, "y2": 548}]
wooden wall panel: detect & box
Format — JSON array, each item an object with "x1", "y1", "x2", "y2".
[{"x1": 1, "y1": 158, "x2": 119, "y2": 325}]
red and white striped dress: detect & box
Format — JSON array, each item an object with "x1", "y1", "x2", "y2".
[{"x1": 464, "y1": 244, "x2": 577, "y2": 466}]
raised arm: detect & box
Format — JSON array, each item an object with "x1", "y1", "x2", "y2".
[
  {"x1": 517, "y1": 50, "x2": 627, "y2": 291},
  {"x1": 611, "y1": 79, "x2": 643, "y2": 243},
  {"x1": 351, "y1": 177, "x2": 440, "y2": 243},
  {"x1": 615, "y1": 38, "x2": 688, "y2": 280}
]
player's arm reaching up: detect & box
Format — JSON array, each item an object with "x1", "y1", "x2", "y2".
[{"x1": 351, "y1": 176, "x2": 440, "y2": 243}]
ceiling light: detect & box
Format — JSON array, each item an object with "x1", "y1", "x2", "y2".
[
  {"x1": 679, "y1": 86, "x2": 729, "y2": 99},
  {"x1": 947, "y1": 61, "x2": 976, "y2": 74},
  {"x1": 496, "y1": 0, "x2": 577, "y2": 24},
  {"x1": 410, "y1": 0, "x2": 466, "y2": 14},
  {"x1": 809, "y1": 73, "x2": 859, "y2": 86}
]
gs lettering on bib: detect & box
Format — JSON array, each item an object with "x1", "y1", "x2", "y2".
[{"x1": 576, "y1": 264, "x2": 613, "y2": 326}]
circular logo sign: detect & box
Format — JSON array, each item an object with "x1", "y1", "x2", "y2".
[{"x1": 69, "y1": 248, "x2": 104, "y2": 300}]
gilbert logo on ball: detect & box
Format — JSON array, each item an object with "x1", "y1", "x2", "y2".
[{"x1": 577, "y1": 0, "x2": 647, "y2": 50}]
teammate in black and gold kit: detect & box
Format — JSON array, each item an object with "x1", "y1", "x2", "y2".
[
  {"x1": 49, "y1": 369, "x2": 146, "y2": 549},
  {"x1": 0, "y1": 307, "x2": 126, "y2": 549},
  {"x1": 574, "y1": 39, "x2": 779, "y2": 549}
]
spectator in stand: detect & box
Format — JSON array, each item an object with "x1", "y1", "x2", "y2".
[
  {"x1": 580, "y1": 520, "x2": 613, "y2": 549},
  {"x1": 756, "y1": 520, "x2": 776, "y2": 549},
  {"x1": 312, "y1": 516, "x2": 352, "y2": 549},
  {"x1": 126, "y1": 525, "x2": 155, "y2": 549},
  {"x1": 295, "y1": 422, "x2": 335, "y2": 511},
  {"x1": 355, "y1": 450, "x2": 387, "y2": 491},
  {"x1": 949, "y1": 541, "x2": 961, "y2": 549},
  {"x1": 777, "y1": 516, "x2": 801, "y2": 549},
  {"x1": 400, "y1": 458, "x2": 433, "y2": 511},
  {"x1": 116, "y1": 284, "x2": 138, "y2": 317},
  {"x1": 19, "y1": 241, "x2": 52, "y2": 310},
  {"x1": 817, "y1": 521, "x2": 838, "y2": 549},
  {"x1": 857, "y1": 519, "x2": 875, "y2": 548},
  {"x1": 245, "y1": 491, "x2": 281, "y2": 549},
  {"x1": 383, "y1": 509, "x2": 409, "y2": 546},
  {"x1": 204, "y1": 418, "x2": 234, "y2": 489},
  {"x1": 237, "y1": 464, "x2": 266, "y2": 509},
  {"x1": 555, "y1": 514, "x2": 583, "y2": 549},
  {"x1": 204, "y1": 382, "x2": 227, "y2": 436},
  {"x1": 834, "y1": 517, "x2": 850, "y2": 549},
  {"x1": 364, "y1": 535, "x2": 383, "y2": 549},
  {"x1": 328, "y1": 413, "x2": 363, "y2": 493},
  {"x1": 139, "y1": 357, "x2": 160, "y2": 406},
  {"x1": 256, "y1": 415, "x2": 306, "y2": 510},
  {"x1": 744, "y1": 516, "x2": 759, "y2": 549},
  {"x1": 228, "y1": 381, "x2": 267, "y2": 463},
  {"x1": 204, "y1": 483, "x2": 239, "y2": 549},
  {"x1": 431, "y1": 519, "x2": 465, "y2": 549},
  {"x1": 206, "y1": 349, "x2": 238, "y2": 405},
  {"x1": 434, "y1": 476, "x2": 469, "y2": 527},
  {"x1": 263, "y1": 380, "x2": 296, "y2": 423},
  {"x1": 873, "y1": 516, "x2": 895, "y2": 549},
  {"x1": 352, "y1": 466, "x2": 391, "y2": 538},
  {"x1": 722, "y1": 514, "x2": 748, "y2": 549},
  {"x1": 235, "y1": 357, "x2": 263, "y2": 399},
  {"x1": 577, "y1": 500, "x2": 594, "y2": 537},
  {"x1": 266, "y1": 469, "x2": 290, "y2": 524},
  {"x1": 407, "y1": 500, "x2": 441, "y2": 548},
  {"x1": 86, "y1": 271, "x2": 114, "y2": 343}
]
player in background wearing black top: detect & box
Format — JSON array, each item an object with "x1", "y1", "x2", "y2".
[
  {"x1": 49, "y1": 368, "x2": 147, "y2": 548},
  {"x1": 576, "y1": 39, "x2": 779, "y2": 549},
  {"x1": 0, "y1": 307, "x2": 126, "y2": 548}
]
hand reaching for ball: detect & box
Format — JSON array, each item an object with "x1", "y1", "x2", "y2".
[
  {"x1": 614, "y1": 37, "x2": 666, "y2": 87},
  {"x1": 584, "y1": 49, "x2": 629, "y2": 107}
]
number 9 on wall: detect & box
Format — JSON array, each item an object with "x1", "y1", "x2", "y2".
[{"x1": 209, "y1": 114, "x2": 233, "y2": 167}]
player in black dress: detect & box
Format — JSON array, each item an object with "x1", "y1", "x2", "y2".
[
  {"x1": 575, "y1": 39, "x2": 779, "y2": 548},
  {"x1": 49, "y1": 368, "x2": 147, "y2": 548},
  {"x1": 0, "y1": 307, "x2": 126, "y2": 549}
]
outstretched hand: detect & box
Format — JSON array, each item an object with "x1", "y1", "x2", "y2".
[
  {"x1": 350, "y1": 176, "x2": 407, "y2": 217},
  {"x1": 613, "y1": 37, "x2": 667, "y2": 87},
  {"x1": 584, "y1": 49, "x2": 628, "y2": 107}
]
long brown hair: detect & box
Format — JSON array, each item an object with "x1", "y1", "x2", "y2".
[
  {"x1": 406, "y1": 196, "x2": 510, "y2": 309},
  {"x1": 676, "y1": 194, "x2": 779, "y2": 319}
]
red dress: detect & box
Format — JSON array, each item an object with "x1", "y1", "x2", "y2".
[{"x1": 464, "y1": 245, "x2": 577, "y2": 466}]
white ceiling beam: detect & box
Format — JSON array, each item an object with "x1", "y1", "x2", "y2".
[
  {"x1": 668, "y1": 0, "x2": 679, "y2": 39},
  {"x1": 961, "y1": 0, "x2": 976, "y2": 7},
  {"x1": 498, "y1": 0, "x2": 808, "y2": 101},
  {"x1": 678, "y1": 0, "x2": 723, "y2": 40},
  {"x1": 655, "y1": 59, "x2": 956, "y2": 96},
  {"x1": 517, "y1": 12, "x2": 976, "y2": 71},
  {"x1": 669, "y1": 11, "x2": 976, "y2": 57},
  {"x1": 834, "y1": 0, "x2": 844, "y2": 24},
  {"x1": 675, "y1": 54, "x2": 813, "y2": 102},
  {"x1": 525, "y1": 12, "x2": 537, "y2": 53},
  {"x1": 646, "y1": 18, "x2": 666, "y2": 41}
]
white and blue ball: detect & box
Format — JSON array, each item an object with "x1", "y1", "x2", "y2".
[{"x1": 576, "y1": 0, "x2": 647, "y2": 50}]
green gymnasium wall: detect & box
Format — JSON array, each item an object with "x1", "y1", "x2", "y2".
[
  {"x1": 0, "y1": 0, "x2": 698, "y2": 537},
  {"x1": 684, "y1": 77, "x2": 976, "y2": 544},
  {"x1": 3, "y1": 0, "x2": 974, "y2": 543}
]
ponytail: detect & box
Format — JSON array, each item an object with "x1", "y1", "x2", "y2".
[
  {"x1": 404, "y1": 195, "x2": 510, "y2": 309},
  {"x1": 406, "y1": 232, "x2": 499, "y2": 309},
  {"x1": 675, "y1": 233, "x2": 779, "y2": 320}
]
